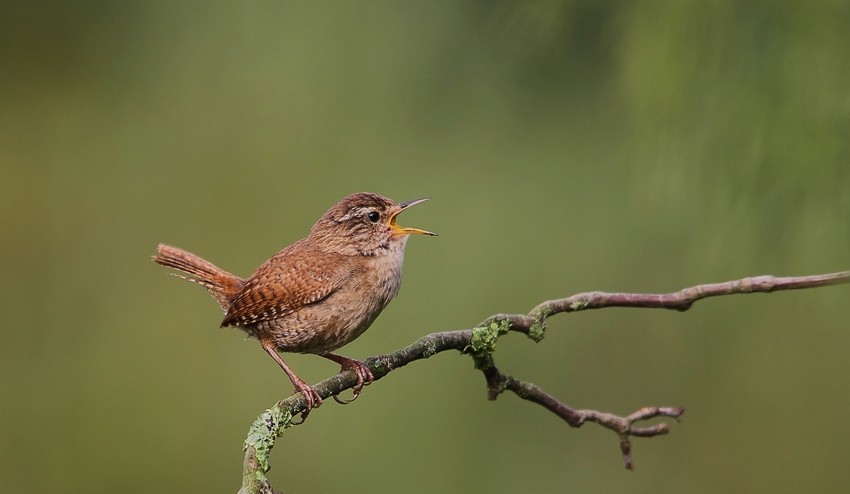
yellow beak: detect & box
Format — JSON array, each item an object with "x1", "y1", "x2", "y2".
[{"x1": 389, "y1": 197, "x2": 437, "y2": 236}]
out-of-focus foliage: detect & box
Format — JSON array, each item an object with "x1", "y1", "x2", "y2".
[{"x1": 2, "y1": 1, "x2": 848, "y2": 493}]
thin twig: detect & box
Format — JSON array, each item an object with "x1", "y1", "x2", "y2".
[{"x1": 239, "y1": 270, "x2": 850, "y2": 493}]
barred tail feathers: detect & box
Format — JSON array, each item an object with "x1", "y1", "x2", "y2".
[{"x1": 153, "y1": 243, "x2": 245, "y2": 310}]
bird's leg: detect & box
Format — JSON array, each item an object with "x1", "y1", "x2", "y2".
[
  {"x1": 321, "y1": 353, "x2": 374, "y2": 405},
  {"x1": 261, "y1": 341, "x2": 322, "y2": 421}
]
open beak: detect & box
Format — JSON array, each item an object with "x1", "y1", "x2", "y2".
[{"x1": 389, "y1": 197, "x2": 437, "y2": 236}]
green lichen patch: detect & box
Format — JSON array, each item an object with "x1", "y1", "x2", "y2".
[
  {"x1": 370, "y1": 356, "x2": 391, "y2": 374},
  {"x1": 527, "y1": 307, "x2": 552, "y2": 342},
  {"x1": 527, "y1": 320, "x2": 546, "y2": 343},
  {"x1": 466, "y1": 318, "x2": 510, "y2": 370},
  {"x1": 422, "y1": 337, "x2": 438, "y2": 358},
  {"x1": 243, "y1": 404, "x2": 294, "y2": 474}
]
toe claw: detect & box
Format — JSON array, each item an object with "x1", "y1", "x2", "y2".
[
  {"x1": 322, "y1": 354, "x2": 374, "y2": 405},
  {"x1": 290, "y1": 382, "x2": 323, "y2": 424},
  {"x1": 333, "y1": 393, "x2": 356, "y2": 405}
]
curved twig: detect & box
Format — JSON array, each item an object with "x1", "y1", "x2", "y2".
[{"x1": 239, "y1": 270, "x2": 850, "y2": 493}]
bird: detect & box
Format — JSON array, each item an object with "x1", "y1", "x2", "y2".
[{"x1": 153, "y1": 192, "x2": 435, "y2": 417}]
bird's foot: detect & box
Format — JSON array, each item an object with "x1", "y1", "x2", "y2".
[
  {"x1": 290, "y1": 378, "x2": 323, "y2": 424},
  {"x1": 322, "y1": 354, "x2": 374, "y2": 405},
  {"x1": 261, "y1": 341, "x2": 322, "y2": 424}
]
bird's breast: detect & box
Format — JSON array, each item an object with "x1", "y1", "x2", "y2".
[{"x1": 259, "y1": 247, "x2": 407, "y2": 354}]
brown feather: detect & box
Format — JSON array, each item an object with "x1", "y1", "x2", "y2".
[
  {"x1": 153, "y1": 192, "x2": 433, "y2": 416},
  {"x1": 153, "y1": 244, "x2": 245, "y2": 310},
  {"x1": 220, "y1": 239, "x2": 347, "y2": 327}
]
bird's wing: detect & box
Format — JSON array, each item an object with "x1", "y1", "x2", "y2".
[{"x1": 220, "y1": 244, "x2": 347, "y2": 327}]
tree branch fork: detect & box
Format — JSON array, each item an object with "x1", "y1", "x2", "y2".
[{"x1": 238, "y1": 271, "x2": 850, "y2": 494}]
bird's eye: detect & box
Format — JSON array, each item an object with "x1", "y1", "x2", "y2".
[{"x1": 367, "y1": 211, "x2": 380, "y2": 223}]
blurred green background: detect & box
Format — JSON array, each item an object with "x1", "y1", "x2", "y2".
[{"x1": 2, "y1": 1, "x2": 849, "y2": 492}]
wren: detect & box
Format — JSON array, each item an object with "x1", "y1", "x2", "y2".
[{"x1": 153, "y1": 192, "x2": 435, "y2": 416}]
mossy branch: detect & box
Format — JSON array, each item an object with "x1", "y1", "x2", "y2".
[{"x1": 239, "y1": 270, "x2": 850, "y2": 493}]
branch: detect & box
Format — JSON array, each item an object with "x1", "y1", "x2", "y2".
[{"x1": 239, "y1": 271, "x2": 850, "y2": 493}]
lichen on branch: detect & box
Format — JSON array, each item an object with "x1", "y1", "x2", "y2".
[
  {"x1": 466, "y1": 318, "x2": 511, "y2": 370},
  {"x1": 238, "y1": 270, "x2": 850, "y2": 494}
]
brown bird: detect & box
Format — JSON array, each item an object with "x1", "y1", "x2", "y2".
[{"x1": 153, "y1": 192, "x2": 435, "y2": 416}]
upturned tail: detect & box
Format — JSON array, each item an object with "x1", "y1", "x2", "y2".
[{"x1": 153, "y1": 243, "x2": 245, "y2": 311}]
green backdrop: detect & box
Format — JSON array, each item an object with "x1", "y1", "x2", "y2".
[{"x1": 2, "y1": 1, "x2": 849, "y2": 492}]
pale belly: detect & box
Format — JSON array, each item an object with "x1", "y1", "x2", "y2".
[{"x1": 254, "y1": 252, "x2": 405, "y2": 354}]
